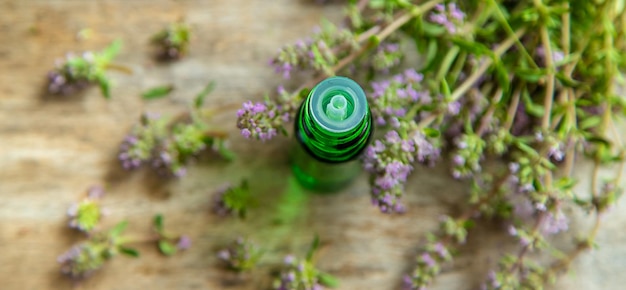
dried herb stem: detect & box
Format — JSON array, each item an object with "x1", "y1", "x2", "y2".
[{"x1": 450, "y1": 28, "x2": 525, "y2": 102}]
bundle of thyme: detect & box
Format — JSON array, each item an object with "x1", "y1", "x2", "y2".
[
  {"x1": 119, "y1": 83, "x2": 235, "y2": 177},
  {"x1": 46, "y1": 40, "x2": 122, "y2": 98},
  {"x1": 58, "y1": 187, "x2": 189, "y2": 280},
  {"x1": 150, "y1": 21, "x2": 191, "y2": 60},
  {"x1": 237, "y1": 0, "x2": 626, "y2": 288}
]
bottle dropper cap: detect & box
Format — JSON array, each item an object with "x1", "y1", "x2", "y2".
[{"x1": 326, "y1": 94, "x2": 348, "y2": 121}]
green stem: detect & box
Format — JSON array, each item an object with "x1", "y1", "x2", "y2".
[
  {"x1": 545, "y1": 211, "x2": 601, "y2": 277},
  {"x1": 503, "y1": 85, "x2": 522, "y2": 131},
  {"x1": 411, "y1": 29, "x2": 524, "y2": 129},
  {"x1": 540, "y1": 26, "x2": 555, "y2": 130},
  {"x1": 550, "y1": 87, "x2": 626, "y2": 281},
  {"x1": 304, "y1": 0, "x2": 445, "y2": 97},
  {"x1": 417, "y1": 114, "x2": 438, "y2": 129},
  {"x1": 435, "y1": 46, "x2": 460, "y2": 83},
  {"x1": 476, "y1": 88, "x2": 503, "y2": 136},
  {"x1": 608, "y1": 116, "x2": 625, "y2": 184},
  {"x1": 117, "y1": 235, "x2": 160, "y2": 245},
  {"x1": 449, "y1": 28, "x2": 525, "y2": 102},
  {"x1": 411, "y1": 171, "x2": 511, "y2": 289},
  {"x1": 104, "y1": 63, "x2": 134, "y2": 74},
  {"x1": 562, "y1": 2, "x2": 570, "y2": 55},
  {"x1": 448, "y1": 50, "x2": 467, "y2": 85},
  {"x1": 487, "y1": 0, "x2": 539, "y2": 69},
  {"x1": 507, "y1": 210, "x2": 548, "y2": 275},
  {"x1": 373, "y1": 0, "x2": 444, "y2": 43}
]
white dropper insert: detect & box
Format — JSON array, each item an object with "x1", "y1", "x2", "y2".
[{"x1": 326, "y1": 94, "x2": 348, "y2": 121}]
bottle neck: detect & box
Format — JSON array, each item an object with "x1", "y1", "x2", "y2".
[{"x1": 294, "y1": 77, "x2": 373, "y2": 163}]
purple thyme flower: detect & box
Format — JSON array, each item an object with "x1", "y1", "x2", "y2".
[
  {"x1": 218, "y1": 237, "x2": 263, "y2": 272},
  {"x1": 448, "y1": 3, "x2": 465, "y2": 20},
  {"x1": 87, "y1": 185, "x2": 105, "y2": 199},
  {"x1": 519, "y1": 235, "x2": 531, "y2": 246},
  {"x1": 397, "y1": 88, "x2": 408, "y2": 99},
  {"x1": 241, "y1": 128, "x2": 252, "y2": 138},
  {"x1": 57, "y1": 245, "x2": 82, "y2": 264},
  {"x1": 535, "y1": 202, "x2": 547, "y2": 212},
  {"x1": 269, "y1": 21, "x2": 357, "y2": 79},
  {"x1": 486, "y1": 270, "x2": 501, "y2": 288},
  {"x1": 548, "y1": 143, "x2": 565, "y2": 161},
  {"x1": 413, "y1": 132, "x2": 440, "y2": 164},
  {"x1": 118, "y1": 113, "x2": 167, "y2": 170},
  {"x1": 420, "y1": 253, "x2": 436, "y2": 268},
  {"x1": 67, "y1": 187, "x2": 105, "y2": 233},
  {"x1": 177, "y1": 235, "x2": 192, "y2": 250},
  {"x1": 433, "y1": 242, "x2": 448, "y2": 259},
  {"x1": 121, "y1": 110, "x2": 224, "y2": 178},
  {"x1": 173, "y1": 167, "x2": 187, "y2": 178},
  {"x1": 450, "y1": 133, "x2": 485, "y2": 178},
  {"x1": 447, "y1": 101, "x2": 461, "y2": 115},
  {"x1": 403, "y1": 275, "x2": 414, "y2": 290},
  {"x1": 371, "y1": 42, "x2": 403, "y2": 72},
  {"x1": 284, "y1": 254, "x2": 295, "y2": 265},
  {"x1": 47, "y1": 54, "x2": 94, "y2": 96},
  {"x1": 429, "y1": 3, "x2": 466, "y2": 34},
  {"x1": 237, "y1": 97, "x2": 292, "y2": 142},
  {"x1": 279, "y1": 63, "x2": 293, "y2": 79},
  {"x1": 536, "y1": 46, "x2": 565, "y2": 67},
  {"x1": 371, "y1": 80, "x2": 390, "y2": 99},
  {"x1": 520, "y1": 183, "x2": 535, "y2": 193},
  {"x1": 541, "y1": 209, "x2": 569, "y2": 235},
  {"x1": 217, "y1": 249, "x2": 230, "y2": 260},
  {"x1": 58, "y1": 242, "x2": 109, "y2": 279},
  {"x1": 508, "y1": 225, "x2": 518, "y2": 236},
  {"x1": 364, "y1": 129, "x2": 439, "y2": 213},
  {"x1": 452, "y1": 154, "x2": 465, "y2": 165},
  {"x1": 511, "y1": 195, "x2": 535, "y2": 220},
  {"x1": 368, "y1": 69, "x2": 430, "y2": 125},
  {"x1": 150, "y1": 22, "x2": 191, "y2": 60},
  {"x1": 404, "y1": 68, "x2": 423, "y2": 83},
  {"x1": 390, "y1": 117, "x2": 401, "y2": 128},
  {"x1": 150, "y1": 142, "x2": 191, "y2": 178},
  {"x1": 274, "y1": 254, "x2": 327, "y2": 290}
]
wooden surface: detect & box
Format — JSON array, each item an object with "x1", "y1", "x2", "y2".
[{"x1": 1, "y1": 1, "x2": 625, "y2": 289}]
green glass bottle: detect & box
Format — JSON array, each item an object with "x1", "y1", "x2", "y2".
[{"x1": 290, "y1": 76, "x2": 373, "y2": 192}]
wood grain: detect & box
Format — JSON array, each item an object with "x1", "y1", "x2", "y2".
[{"x1": 0, "y1": 1, "x2": 625, "y2": 289}]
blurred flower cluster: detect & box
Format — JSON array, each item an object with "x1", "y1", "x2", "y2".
[
  {"x1": 270, "y1": 20, "x2": 359, "y2": 78},
  {"x1": 47, "y1": 40, "x2": 121, "y2": 98},
  {"x1": 119, "y1": 84, "x2": 234, "y2": 178},
  {"x1": 153, "y1": 214, "x2": 192, "y2": 255},
  {"x1": 428, "y1": 3, "x2": 466, "y2": 34},
  {"x1": 273, "y1": 255, "x2": 325, "y2": 290},
  {"x1": 217, "y1": 237, "x2": 264, "y2": 272},
  {"x1": 67, "y1": 186, "x2": 107, "y2": 233},
  {"x1": 150, "y1": 22, "x2": 191, "y2": 60},
  {"x1": 236, "y1": 86, "x2": 300, "y2": 142},
  {"x1": 212, "y1": 180, "x2": 253, "y2": 218},
  {"x1": 363, "y1": 129, "x2": 439, "y2": 213},
  {"x1": 58, "y1": 221, "x2": 136, "y2": 279},
  {"x1": 58, "y1": 186, "x2": 190, "y2": 279},
  {"x1": 370, "y1": 41, "x2": 404, "y2": 73},
  {"x1": 404, "y1": 237, "x2": 452, "y2": 290},
  {"x1": 272, "y1": 237, "x2": 338, "y2": 290}
]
